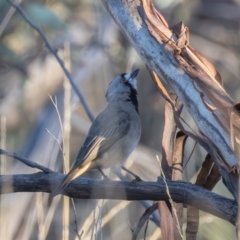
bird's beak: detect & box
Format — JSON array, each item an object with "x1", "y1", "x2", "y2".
[{"x1": 130, "y1": 69, "x2": 140, "y2": 79}]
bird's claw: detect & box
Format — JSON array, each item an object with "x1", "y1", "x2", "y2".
[
  {"x1": 132, "y1": 176, "x2": 142, "y2": 182},
  {"x1": 121, "y1": 166, "x2": 142, "y2": 182}
]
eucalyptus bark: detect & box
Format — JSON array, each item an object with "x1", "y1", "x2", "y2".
[{"x1": 101, "y1": 0, "x2": 239, "y2": 200}]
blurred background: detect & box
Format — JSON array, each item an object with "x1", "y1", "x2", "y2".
[{"x1": 0, "y1": 0, "x2": 239, "y2": 239}]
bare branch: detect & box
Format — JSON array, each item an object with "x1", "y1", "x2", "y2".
[
  {"x1": 6, "y1": 0, "x2": 94, "y2": 122},
  {"x1": 45, "y1": 128, "x2": 63, "y2": 153},
  {"x1": 0, "y1": 172, "x2": 236, "y2": 225},
  {"x1": 71, "y1": 198, "x2": 81, "y2": 240},
  {"x1": 132, "y1": 203, "x2": 158, "y2": 240},
  {"x1": 0, "y1": 149, "x2": 52, "y2": 173},
  {"x1": 143, "y1": 219, "x2": 149, "y2": 240}
]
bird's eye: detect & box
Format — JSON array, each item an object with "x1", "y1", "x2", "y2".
[{"x1": 121, "y1": 79, "x2": 126, "y2": 83}]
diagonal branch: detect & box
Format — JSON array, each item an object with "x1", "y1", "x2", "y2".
[
  {"x1": 132, "y1": 203, "x2": 158, "y2": 240},
  {"x1": 0, "y1": 149, "x2": 52, "y2": 173},
  {"x1": 6, "y1": 0, "x2": 94, "y2": 122},
  {"x1": 101, "y1": 0, "x2": 239, "y2": 200},
  {"x1": 0, "y1": 172, "x2": 237, "y2": 225}
]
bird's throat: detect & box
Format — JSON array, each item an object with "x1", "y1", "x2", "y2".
[{"x1": 126, "y1": 86, "x2": 138, "y2": 113}]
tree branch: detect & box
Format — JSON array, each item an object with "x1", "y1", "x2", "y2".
[
  {"x1": 6, "y1": 0, "x2": 94, "y2": 122},
  {"x1": 0, "y1": 172, "x2": 236, "y2": 225},
  {"x1": 0, "y1": 149, "x2": 52, "y2": 173},
  {"x1": 132, "y1": 203, "x2": 158, "y2": 240}
]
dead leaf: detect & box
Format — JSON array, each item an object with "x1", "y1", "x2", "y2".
[{"x1": 170, "y1": 22, "x2": 189, "y2": 50}]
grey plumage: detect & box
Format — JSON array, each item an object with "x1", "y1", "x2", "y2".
[{"x1": 51, "y1": 69, "x2": 141, "y2": 196}]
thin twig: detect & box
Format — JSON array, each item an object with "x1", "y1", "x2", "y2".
[
  {"x1": 0, "y1": 148, "x2": 52, "y2": 173},
  {"x1": 128, "y1": 221, "x2": 134, "y2": 233},
  {"x1": 48, "y1": 96, "x2": 66, "y2": 165},
  {"x1": 45, "y1": 128, "x2": 63, "y2": 152},
  {"x1": 131, "y1": 203, "x2": 158, "y2": 240},
  {"x1": 71, "y1": 198, "x2": 81, "y2": 240},
  {"x1": 6, "y1": 0, "x2": 94, "y2": 122},
  {"x1": 48, "y1": 95, "x2": 81, "y2": 240},
  {"x1": 143, "y1": 219, "x2": 149, "y2": 240},
  {"x1": 112, "y1": 168, "x2": 160, "y2": 226},
  {"x1": 183, "y1": 141, "x2": 197, "y2": 169}
]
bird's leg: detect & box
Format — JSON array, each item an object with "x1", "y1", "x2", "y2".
[
  {"x1": 121, "y1": 166, "x2": 142, "y2": 181},
  {"x1": 98, "y1": 168, "x2": 109, "y2": 180}
]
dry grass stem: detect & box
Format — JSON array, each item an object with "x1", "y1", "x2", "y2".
[
  {"x1": 45, "y1": 128, "x2": 63, "y2": 152},
  {"x1": 0, "y1": 116, "x2": 6, "y2": 240},
  {"x1": 62, "y1": 41, "x2": 71, "y2": 240}
]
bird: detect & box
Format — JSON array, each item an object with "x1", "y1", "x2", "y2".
[{"x1": 51, "y1": 69, "x2": 141, "y2": 196}]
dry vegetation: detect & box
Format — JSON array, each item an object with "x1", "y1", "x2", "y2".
[{"x1": 1, "y1": 0, "x2": 240, "y2": 239}]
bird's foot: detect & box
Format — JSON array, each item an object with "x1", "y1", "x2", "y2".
[
  {"x1": 102, "y1": 175, "x2": 111, "y2": 181},
  {"x1": 98, "y1": 168, "x2": 110, "y2": 180},
  {"x1": 131, "y1": 176, "x2": 142, "y2": 183},
  {"x1": 121, "y1": 166, "x2": 142, "y2": 182}
]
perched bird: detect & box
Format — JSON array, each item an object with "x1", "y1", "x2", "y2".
[{"x1": 51, "y1": 69, "x2": 141, "y2": 196}]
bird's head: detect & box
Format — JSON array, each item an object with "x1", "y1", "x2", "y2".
[{"x1": 105, "y1": 69, "x2": 139, "y2": 103}]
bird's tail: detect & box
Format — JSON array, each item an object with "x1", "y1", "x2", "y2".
[{"x1": 51, "y1": 162, "x2": 91, "y2": 197}]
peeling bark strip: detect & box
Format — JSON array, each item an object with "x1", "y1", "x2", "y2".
[
  {"x1": 186, "y1": 154, "x2": 220, "y2": 239},
  {"x1": 159, "y1": 96, "x2": 179, "y2": 240},
  {"x1": 172, "y1": 131, "x2": 187, "y2": 240},
  {"x1": 101, "y1": 0, "x2": 239, "y2": 198},
  {"x1": 0, "y1": 172, "x2": 237, "y2": 224}
]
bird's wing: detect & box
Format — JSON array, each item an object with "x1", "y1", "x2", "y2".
[
  {"x1": 74, "y1": 109, "x2": 131, "y2": 168},
  {"x1": 51, "y1": 109, "x2": 131, "y2": 196}
]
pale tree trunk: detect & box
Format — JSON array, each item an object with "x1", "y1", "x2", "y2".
[
  {"x1": 101, "y1": 0, "x2": 239, "y2": 200},
  {"x1": 101, "y1": 0, "x2": 240, "y2": 239}
]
